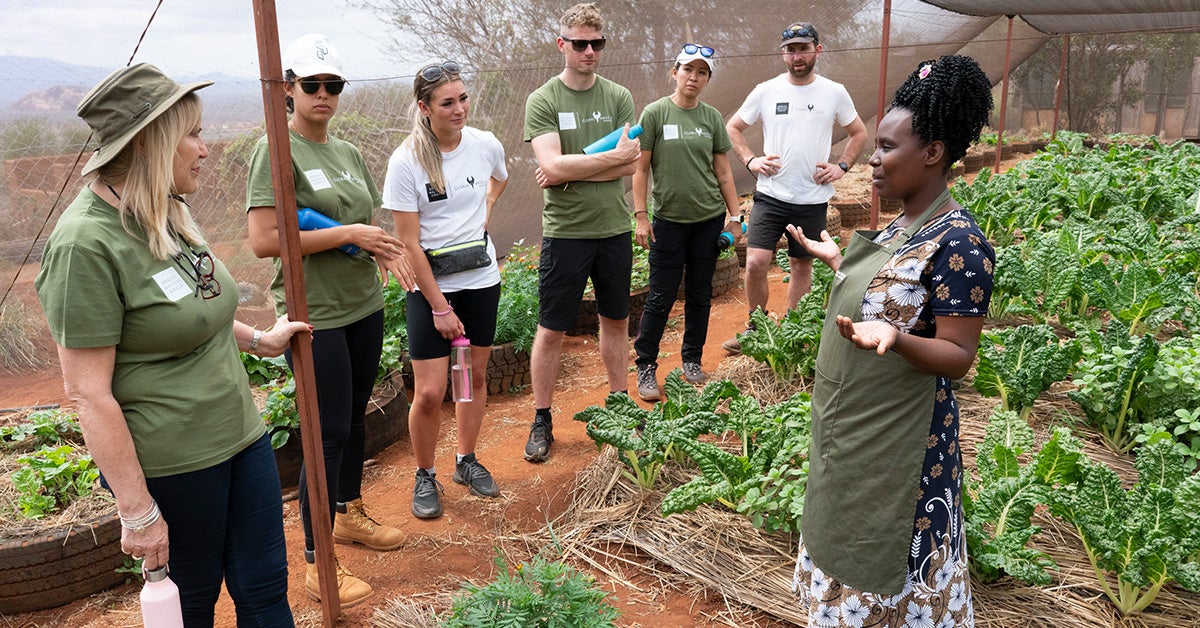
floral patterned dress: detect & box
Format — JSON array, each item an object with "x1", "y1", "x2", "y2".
[{"x1": 793, "y1": 208, "x2": 995, "y2": 628}]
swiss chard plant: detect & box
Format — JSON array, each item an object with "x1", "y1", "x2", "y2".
[
  {"x1": 963, "y1": 410, "x2": 1083, "y2": 585},
  {"x1": 1068, "y1": 323, "x2": 1160, "y2": 452},
  {"x1": 973, "y1": 324, "x2": 1080, "y2": 422},
  {"x1": 1050, "y1": 440, "x2": 1200, "y2": 615},
  {"x1": 738, "y1": 298, "x2": 824, "y2": 381}
]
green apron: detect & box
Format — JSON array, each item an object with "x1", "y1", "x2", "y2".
[{"x1": 800, "y1": 189, "x2": 952, "y2": 595}]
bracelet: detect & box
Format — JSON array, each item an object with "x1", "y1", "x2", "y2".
[
  {"x1": 634, "y1": 210, "x2": 648, "y2": 215},
  {"x1": 745, "y1": 156, "x2": 758, "y2": 172},
  {"x1": 432, "y1": 305, "x2": 454, "y2": 316},
  {"x1": 120, "y1": 500, "x2": 161, "y2": 532},
  {"x1": 248, "y1": 329, "x2": 262, "y2": 353}
]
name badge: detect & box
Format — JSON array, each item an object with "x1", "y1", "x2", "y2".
[
  {"x1": 425, "y1": 183, "x2": 448, "y2": 202},
  {"x1": 558, "y1": 112, "x2": 578, "y2": 130},
  {"x1": 662, "y1": 124, "x2": 680, "y2": 140},
  {"x1": 834, "y1": 270, "x2": 846, "y2": 282},
  {"x1": 303, "y1": 168, "x2": 332, "y2": 190},
  {"x1": 153, "y1": 267, "x2": 192, "y2": 302},
  {"x1": 775, "y1": 102, "x2": 790, "y2": 115}
]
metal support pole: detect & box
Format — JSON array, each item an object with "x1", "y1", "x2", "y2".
[
  {"x1": 995, "y1": 16, "x2": 1014, "y2": 174},
  {"x1": 872, "y1": 0, "x2": 893, "y2": 229},
  {"x1": 1052, "y1": 34, "x2": 1069, "y2": 141}
]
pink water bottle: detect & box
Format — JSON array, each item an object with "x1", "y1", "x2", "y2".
[
  {"x1": 450, "y1": 336, "x2": 473, "y2": 402},
  {"x1": 141, "y1": 566, "x2": 184, "y2": 628}
]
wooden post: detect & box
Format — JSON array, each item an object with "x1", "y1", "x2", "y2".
[
  {"x1": 995, "y1": 16, "x2": 1014, "y2": 174},
  {"x1": 249, "y1": 1, "x2": 340, "y2": 623},
  {"x1": 1052, "y1": 34, "x2": 1069, "y2": 141},
  {"x1": 872, "y1": 0, "x2": 892, "y2": 229}
]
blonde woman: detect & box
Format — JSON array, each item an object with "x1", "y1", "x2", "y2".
[{"x1": 382, "y1": 61, "x2": 508, "y2": 519}]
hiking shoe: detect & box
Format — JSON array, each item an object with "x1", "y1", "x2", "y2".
[
  {"x1": 453, "y1": 453, "x2": 500, "y2": 497},
  {"x1": 334, "y1": 498, "x2": 405, "y2": 550},
  {"x1": 722, "y1": 322, "x2": 757, "y2": 355},
  {"x1": 524, "y1": 417, "x2": 553, "y2": 463},
  {"x1": 305, "y1": 555, "x2": 373, "y2": 608},
  {"x1": 411, "y1": 469, "x2": 444, "y2": 519},
  {"x1": 636, "y1": 364, "x2": 661, "y2": 402},
  {"x1": 682, "y1": 362, "x2": 707, "y2": 384}
]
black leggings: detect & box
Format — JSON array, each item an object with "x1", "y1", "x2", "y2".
[{"x1": 287, "y1": 308, "x2": 384, "y2": 551}]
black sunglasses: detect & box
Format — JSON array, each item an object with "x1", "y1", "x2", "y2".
[
  {"x1": 297, "y1": 77, "x2": 346, "y2": 96},
  {"x1": 682, "y1": 43, "x2": 714, "y2": 58},
  {"x1": 562, "y1": 36, "x2": 606, "y2": 52},
  {"x1": 782, "y1": 24, "x2": 818, "y2": 43},
  {"x1": 418, "y1": 61, "x2": 462, "y2": 83},
  {"x1": 173, "y1": 248, "x2": 221, "y2": 300}
]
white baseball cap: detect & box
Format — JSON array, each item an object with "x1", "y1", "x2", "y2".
[
  {"x1": 675, "y1": 44, "x2": 715, "y2": 73},
  {"x1": 283, "y1": 33, "x2": 343, "y2": 78}
]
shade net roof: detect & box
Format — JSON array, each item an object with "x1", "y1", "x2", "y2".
[{"x1": 921, "y1": 0, "x2": 1200, "y2": 34}]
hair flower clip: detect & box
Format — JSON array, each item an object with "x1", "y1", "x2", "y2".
[{"x1": 919, "y1": 64, "x2": 933, "y2": 79}]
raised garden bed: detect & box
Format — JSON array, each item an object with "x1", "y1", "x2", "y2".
[{"x1": 0, "y1": 511, "x2": 125, "y2": 614}]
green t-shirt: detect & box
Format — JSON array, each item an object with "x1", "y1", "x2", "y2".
[
  {"x1": 35, "y1": 189, "x2": 262, "y2": 478},
  {"x1": 246, "y1": 130, "x2": 385, "y2": 328},
  {"x1": 523, "y1": 75, "x2": 635, "y2": 239},
  {"x1": 639, "y1": 96, "x2": 733, "y2": 224}
]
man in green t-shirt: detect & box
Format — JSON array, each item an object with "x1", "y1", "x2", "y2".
[{"x1": 521, "y1": 2, "x2": 639, "y2": 463}]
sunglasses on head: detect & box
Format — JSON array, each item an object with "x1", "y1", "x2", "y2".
[
  {"x1": 297, "y1": 77, "x2": 345, "y2": 96},
  {"x1": 682, "y1": 43, "x2": 714, "y2": 58},
  {"x1": 782, "y1": 24, "x2": 817, "y2": 42},
  {"x1": 418, "y1": 61, "x2": 462, "y2": 83},
  {"x1": 562, "y1": 36, "x2": 606, "y2": 52}
]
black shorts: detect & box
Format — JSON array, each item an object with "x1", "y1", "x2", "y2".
[
  {"x1": 406, "y1": 283, "x2": 501, "y2": 359},
  {"x1": 747, "y1": 192, "x2": 827, "y2": 260},
  {"x1": 538, "y1": 233, "x2": 632, "y2": 332}
]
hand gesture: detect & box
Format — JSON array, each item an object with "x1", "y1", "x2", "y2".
[
  {"x1": 748, "y1": 154, "x2": 781, "y2": 177},
  {"x1": 377, "y1": 249, "x2": 416, "y2": 291},
  {"x1": 786, "y1": 225, "x2": 840, "y2": 267},
  {"x1": 815, "y1": 162, "x2": 847, "y2": 185},
  {"x1": 835, "y1": 315, "x2": 900, "y2": 355}
]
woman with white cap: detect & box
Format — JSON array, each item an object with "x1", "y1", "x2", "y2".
[
  {"x1": 246, "y1": 33, "x2": 414, "y2": 607},
  {"x1": 36, "y1": 63, "x2": 308, "y2": 626},
  {"x1": 632, "y1": 43, "x2": 742, "y2": 401}
]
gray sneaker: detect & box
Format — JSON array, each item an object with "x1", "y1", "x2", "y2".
[
  {"x1": 682, "y1": 362, "x2": 707, "y2": 384},
  {"x1": 453, "y1": 453, "x2": 500, "y2": 498},
  {"x1": 722, "y1": 322, "x2": 757, "y2": 355},
  {"x1": 411, "y1": 468, "x2": 444, "y2": 519},
  {"x1": 636, "y1": 364, "x2": 661, "y2": 402},
  {"x1": 524, "y1": 417, "x2": 553, "y2": 463}
]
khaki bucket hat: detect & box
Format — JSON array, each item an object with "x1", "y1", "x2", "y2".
[{"x1": 77, "y1": 63, "x2": 212, "y2": 176}]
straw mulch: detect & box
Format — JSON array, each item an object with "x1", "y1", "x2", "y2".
[{"x1": 536, "y1": 371, "x2": 1200, "y2": 627}]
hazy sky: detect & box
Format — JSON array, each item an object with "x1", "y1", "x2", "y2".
[{"x1": 1, "y1": 0, "x2": 420, "y2": 81}]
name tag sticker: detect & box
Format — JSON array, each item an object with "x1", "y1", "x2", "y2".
[
  {"x1": 834, "y1": 270, "x2": 846, "y2": 282},
  {"x1": 304, "y1": 168, "x2": 332, "y2": 190},
  {"x1": 775, "y1": 102, "x2": 790, "y2": 115},
  {"x1": 153, "y1": 267, "x2": 192, "y2": 302},
  {"x1": 425, "y1": 183, "x2": 448, "y2": 202},
  {"x1": 663, "y1": 124, "x2": 680, "y2": 140},
  {"x1": 558, "y1": 112, "x2": 577, "y2": 130}
]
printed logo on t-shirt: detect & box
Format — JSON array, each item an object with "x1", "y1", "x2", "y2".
[
  {"x1": 467, "y1": 176, "x2": 476, "y2": 188},
  {"x1": 584, "y1": 110, "x2": 613, "y2": 125},
  {"x1": 558, "y1": 112, "x2": 578, "y2": 130},
  {"x1": 425, "y1": 183, "x2": 448, "y2": 202},
  {"x1": 775, "y1": 102, "x2": 790, "y2": 115},
  {"x1": 449, "y1": 176, "x2": 482, "y2": 194},
  {"x1": 330, "y1": 169, "x2": 366, "y2": 186},
  {"x1": 686, "y1": 126, "x2": 712, "y2": 139}
]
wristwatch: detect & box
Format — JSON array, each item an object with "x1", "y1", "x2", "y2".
[
  {"x1": 731, "y1": 215, "x2": 744, "y2": 223},
  {"x1": 838, "y1": 161, "x2": 850, "y2": 173}
]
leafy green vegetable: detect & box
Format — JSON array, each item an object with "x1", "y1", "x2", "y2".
[
  {"x1": 261, "y1": 378, "x2": 299, "y2": 449},
  {"x1": 240, "y1": 352, "x2": 290, "y2": 387},
  {"x1": 1051, "y1": 440, "x2": 1200, "y2": 614},
  {"x1": 11, "y1": 444, "x2": 100, "y2": 518},
  {"x1": 0, "y1": 408, "x2": 81, "y2": 450},
  {"x1": 494, "y1": 243, "x2": 540, "y2": 353},
  {"x1": 1069, "y1": 325, "x2": 1160, "y2": 452},
  {"x1": 973, "y1": 324, "x2": 1080, "y2": 422},
  {"x1": 964, "y1": 410, "x2": 1083, "y2": 585},
  {"x1": 738, "y1": 298, "x2": 824, "y2": 381}
]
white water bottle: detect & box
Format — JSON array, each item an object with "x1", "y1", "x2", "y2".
[
  {"x1": 141, "y1": 567, "x2": 184, "y2": 628},
  {"x1": 450, "y1": 336, "x2": 473, "y2": 402}
]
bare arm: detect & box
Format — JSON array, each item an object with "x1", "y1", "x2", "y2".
[
  {"x1": 530, "y1": 126, "x2": 639, "y2": 188},
  {"x1": 713, "y1": 151, "x2": 742, "y2": 218},
  {"x1": 233, "y1": 315, "x2": 312, "y2": 357},
  {"x1": 58, "y1": 345, "x2": 169, "y2": 569},
  {"x1": 246, "y1": 207, "x2": 406, "y2": 260},
  {"x1": 815, "y1": 116, "x2": 871, "y2": 184},
  {"x1": 632, "y1": 150, "x2": 654, "y2": 248},
  {"x1": 393, "y1": 211, "x2": 464, "y2": 340},
  {"x1": 834, "y1": 314, "x2": 984, "y2": 379},
  {"x1": 484, "y1": 176, "x2": 508, "y2": 231},
  {"x1": 726, "y1": 113, "x2": 780, "y2": 177}
]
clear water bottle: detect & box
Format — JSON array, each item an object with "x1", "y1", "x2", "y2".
[
  {"x1": 450, "y1": 336, "x2": 473, "y2": 402},
  {"x1": 141, "y1": 567, "x2": 184, "y2": 628}
]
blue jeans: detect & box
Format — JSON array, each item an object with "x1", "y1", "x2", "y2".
[
  {"x1": 634, "y1": 214, "x2": 724, "y2": 366},
  {"x1": 146, "y1": 433, "x2": 293, "y2": 627}
]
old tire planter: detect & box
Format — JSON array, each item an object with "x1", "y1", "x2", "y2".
[
  {"x1": 0, "y1": 511, "x2": 127, "y2": 614},
  {"x1": 569, "y1": 287, "x2": 649, "y2": 337},
  {"x1": 275, "y1": 372, "x2": 411, "y2": 490}
]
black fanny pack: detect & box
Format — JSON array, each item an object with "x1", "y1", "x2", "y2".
[{"x1": 424, "y1": 233, "x2": 491, "y2": 277}]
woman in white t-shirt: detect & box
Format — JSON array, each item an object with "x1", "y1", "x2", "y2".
[{"x1": 382, "y1": 61, "x2": 509, "y2": 520}]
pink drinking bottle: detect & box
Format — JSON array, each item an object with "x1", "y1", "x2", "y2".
[
  {"x1": 140, "y1": 566, "x2": 184, "y2": 628},
  {"x1": 450, "y1": 336, "x2": 473, "y2": 402}
]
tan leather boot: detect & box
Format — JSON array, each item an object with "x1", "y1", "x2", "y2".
[
  {"x1": 305, "y1": 555, "x2": 373, "y2": 608},
  {"x1": 333, "y1": 498, "x2": 405, "y2": 550}
]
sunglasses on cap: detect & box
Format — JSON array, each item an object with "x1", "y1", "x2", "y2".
[
  {"x1": 682, "y1": 43, "x2": 714, "y2": 58},
  {"x1": 297, "y1": 77, "x2": 345, "y2": 96},
  {"x1": 418, "y1": 61, "x2": 462, "y2": 82},
  {"x1": 562, "y1": 36, "x2": 606, "y2": 52},
  {"x1": 782, "y1": 24, "x2": 818, "y2": 42}
]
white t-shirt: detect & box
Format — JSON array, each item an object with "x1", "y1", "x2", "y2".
[
  {"x1": 736, "y1": 73, "x2": 859, "y2": 204},
  {"x1": 382, "y1": 126, "x2": 508, "y2": 292}
]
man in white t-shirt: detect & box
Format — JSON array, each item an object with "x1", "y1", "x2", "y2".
[{"x1": 723, "y1": 21, "x2": 868, "y2": 353}]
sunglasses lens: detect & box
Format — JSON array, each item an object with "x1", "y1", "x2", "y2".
[
  {"x1": 300, "y1": 79, "x2": 319, "y2": 94},
  {"x1": 591, "y1": 38, "x2": 606, "y2": 51},
  {"x1": 443, "y1": 61, "x2": 461, "y2": 75},
  {"x1": 701, "y1": 46, "x2": 714, "y2": 57},
  {"x1": 683, "y1": 43, "x2": 697, "y2": 54},
  {"x1": 325, "y1": 79, "x2": 345, "y2": 95}
]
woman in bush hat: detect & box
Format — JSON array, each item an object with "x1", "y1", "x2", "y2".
[
  {"x1": 246, "y1": 33, "x2": 414, "y2": 608},
  {"x1": 35, "y1": 62, "x2": 309, "y2": 626},
  {"x1": 631, "y1": 43, "x2": 742, "y2": 401},
  {"x1": 787, "y1": 55, "x2": 995, "y2": 625}
]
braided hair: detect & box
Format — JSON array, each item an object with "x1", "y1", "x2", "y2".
[{"x1": 890, "y1": 55, "x2": 992, "y2": 168}]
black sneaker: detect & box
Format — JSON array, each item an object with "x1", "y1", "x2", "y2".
[
  {"x1": 681, "y1": 362, "x2": 707, "y2": 384},
  {"x1": 411, "y1": 469, "x2": 444, "y2": 519},
  {"x1": 453, "y1": 453, "x2": 500, "y2": 497},
  {"x1": 636, "y1": 364, "x2": 661, "y2": 402},
  {"x1": 524, "y1": 417, "x2": 553, "y2": 463}
]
